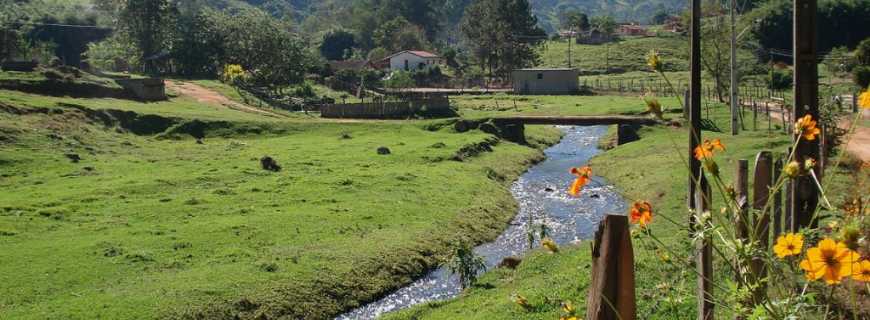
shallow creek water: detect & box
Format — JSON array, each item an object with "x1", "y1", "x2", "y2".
[{"x1": 336, "y1": 126, "x2": 627, "y2": 320}]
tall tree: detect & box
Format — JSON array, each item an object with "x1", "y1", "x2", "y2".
[
  {"x1": 118, "y1": 0, "x2": 176, "y2": 71},
  {"x1": 460, "y1": 0, "x2": 545, "y2": 80},
  {"x1": 320, "y1": 29, "x2": 356, "y2": 61},
  {"x1": 562, "y1": 10, "x2": 590, "y2": 32}
]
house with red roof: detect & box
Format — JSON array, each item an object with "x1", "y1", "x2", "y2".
[{"x1": 378, "y1": 50, "x2": 445, "y2": 72}]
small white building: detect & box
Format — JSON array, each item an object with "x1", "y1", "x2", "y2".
[
  {"x1": 380, "y1": 50, "x2": 444, "y2": 72},
  {"x1": 512, "y1": 68, "x2": 580, "y2": 95}
]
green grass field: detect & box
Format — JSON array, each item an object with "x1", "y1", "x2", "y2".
[
  {"x1": 0, "y1": 83, "x2": 574, "y2": 319},
  {"x1": 538, "y1": 36, "x2": 690, "y2": 73}
]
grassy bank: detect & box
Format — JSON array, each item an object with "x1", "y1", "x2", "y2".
[
  {"x1": 384, "y1": 103, "x2": 801, "y2": 319},
  {"x1": 0, "y1": 88, "x2": 568, "y2": 319}
]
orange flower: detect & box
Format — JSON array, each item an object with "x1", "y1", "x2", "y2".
[
  {"x1": 794, "y1": 115, "x2": 821, "y2": 141},
  {"x1": 853, "y1": 260, "x2": 870, "y2": 282},
  {"x1": 693, "y1": 139, "x2": 726, "y2": 160},
  {"x1": 629, "y1": 201, "x2": 653, "y2": 227},
  {"x1": 800, "y1": 238, "x2": 860, "y2": 284},
  {"x1": 773, "y1": 233, "x2": 804, "y2": 258},
  {"x1": 568, "y1": 166, "x2": 592, "y2": 196}
]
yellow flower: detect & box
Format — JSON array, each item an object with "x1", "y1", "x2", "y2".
[
  {"x1": 804, "y1": 158, "x2": 816, "y2": 170},
  {"x1": 794, "y1": 115, "x2": 821, "y2": 141},
  {"x1": 647, "y1": 49, "x2": 663, "y2": 72},
  {"x1": 800, "y1": 238, "x2": 860, "y2": 284},
  {"x1": 853, "y1": 260, "x2": 870, "y2": 282},
  {"x1": 783, "y1": 161, "x2": 801, "y2": 178},
  {"x1": 773, "y1": 233, "x2": 804, "y2": 258},
  {"x1": 560, "y1": 317, "x2": 580, "y2": 320},
  {"x1": 541, "y1": 237, "x2": 559, "y2": 253},
  {"x1": 859, "y1": 89, "x2": 870, "y2": 109}
]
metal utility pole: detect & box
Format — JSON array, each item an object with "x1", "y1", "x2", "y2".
[
  {"x1": 730, "y1": 0, "x2": 739, "y2": 135},
  {"x1": 790, "y1": 0, "x2": 820, "y2": 230}
]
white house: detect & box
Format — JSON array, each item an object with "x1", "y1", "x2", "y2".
[{"x1": 380, "y1": 50, "x2": 444, "y2": 72}]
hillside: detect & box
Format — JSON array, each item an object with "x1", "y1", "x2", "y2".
[{"x1": 531, "y1": 0, "x2": 686, "y2": 33}]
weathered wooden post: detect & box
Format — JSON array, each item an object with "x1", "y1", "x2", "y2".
[
  {"x1": 734, "y1": 159, "x2": 750, "y2": 320},
  {"x1": 791, "y1": 0, "x2": 821, "y2": 229},
  {"x1": 586, "y1": 214, "x2": 636, "y2": 320},
  {"x1": 689, "y1": 0, "x2": 713, "y2": 317},
  {"x1": 751, "y1": 152, "x2": 773, "y2": 304},
  {"x1": 735, "y1": 160, "x2": 750, "y2": 240},
  {"x1": 753, "y1": 102, "x2": 758, "y2": 131},
  {"x1": 696, "y1": 179, "x2": 714, "y2": 320}
]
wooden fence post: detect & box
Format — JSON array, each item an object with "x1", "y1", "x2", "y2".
[
  {"x1": 734, "y1": 160, "x2": 750, "y2": 320},
  {"x1": 752, "y1": 102, "x2": 758, "y2": 131},
  {"x1": 751, "y1": 152, "x2": 773, "y2": 304},
  {"x1": 696, "y1": 179, "x2": 714, "y2": 320},
  {"x1": 791, "y1": 0, "x2": 821, "y2": 230},
  {"x1": 586, "y1": 214, "x2": 636, "y2": 320},
  {"x1": 735, "y1": 160, "x2": 750, "y2": 240}
]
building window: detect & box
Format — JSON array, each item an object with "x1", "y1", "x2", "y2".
[{"x1": 537, "y1": 73, "x2": 544, "y2": 80}]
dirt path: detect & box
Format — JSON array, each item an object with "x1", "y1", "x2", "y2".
[
  {"x1": 742, "y1": 100, "x2": 869, "y2": 163},
  {"x1": 164, "y1": 80, "x2": 287, "y2": 118}
]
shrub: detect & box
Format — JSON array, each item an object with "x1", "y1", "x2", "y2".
[
  {"x1": 767, "y1": 67, "x2": 793, "y2": 90},
  {"x1": 293, "y1": 82, "x2": 316, "y2": 98}
]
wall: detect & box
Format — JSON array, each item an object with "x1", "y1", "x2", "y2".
[
  {"x1": 116, "y1": 78, "x2": 166, "y2": 101},
  {"x1": 321, "y1": 97, "x2": 451, "y2": 119},
  {"x1": 512, "y1": 70, "x2": 579, "y2": 95}
]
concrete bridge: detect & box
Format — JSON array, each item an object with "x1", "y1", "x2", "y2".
[{"x1": 454, "y1": 115, "x2": 662, "y2": 145}]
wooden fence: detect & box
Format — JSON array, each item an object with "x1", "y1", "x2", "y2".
[
  {"x1": 581, "y1": 78, "x2": 788, "y2": 102},
  {"x1": 320, "y1": 96, "x2": 451, "y2": 119},
  {"x1": 585, "y1": 150, "x2": 811, "y2": 319}
]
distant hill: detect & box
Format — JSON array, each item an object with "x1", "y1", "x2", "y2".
[
  {"x1": 530, "y1": 0, "x2": 687, "y2": 33},
  {"x1": 219, "y1": 0, "x2": 688, "y2": 35}
]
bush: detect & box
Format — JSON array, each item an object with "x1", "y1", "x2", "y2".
[
  {"x1": 293, "y1": 82, "x2": 316, "y2": 98},
  {"x1": 853, "y1": 65, "x2": 870, "y2": 88},
  {"x1": 766, "y1": 67, "x2": 793, "y2": 90}
]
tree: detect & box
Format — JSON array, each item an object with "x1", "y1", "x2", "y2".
[
  {"x1": 562, "y1": 10, "x2": 590, "y2": 32},
  {"x1": 651, "y1": 8, "x2": 671, "y2": 25},
  {"x1": 750, "y1": 0, "x2": 870, "y2": 63},
  {"x1": 373, "y1": 17, "x2": 429, "y2": 52},
  {"x1": 168, "y1": 7, "x2": 225, "y2": 76},
  {"x1": 216, "y1": 8, "x2": 310, "y2": 91},
  {"x1": 460, "y1": 0, "x2": 545, "y2": 80},
  {"x1": 117, "y1": 0, "x2": 176, "y2": 72},
  {"x1": 589, "y1": 15, "x2": 617, "y2": 38},
  {"x1": 320, "y1": 30, "x2": 356, "y2": 61},
  {"x1": 701, "y1": 15, "x2": 732, "y2": 103}
]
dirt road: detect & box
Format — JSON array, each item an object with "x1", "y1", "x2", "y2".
[{"x1": 164, "y1": 80, "x2": 287, "y2": 118}]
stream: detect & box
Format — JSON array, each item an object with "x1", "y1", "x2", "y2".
[{"x1": 336, "y1": 126, "x2": 627, "y2": 320}]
